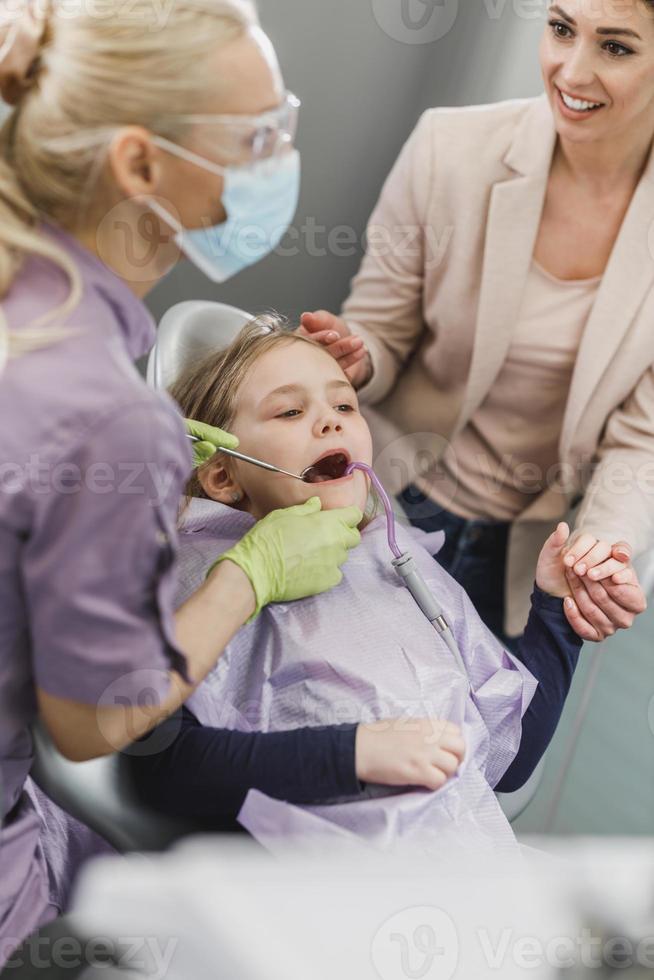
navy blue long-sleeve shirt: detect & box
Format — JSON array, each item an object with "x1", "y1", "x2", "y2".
[
  {"x1": 127, "y1": 583, "x2": 581, "y2": 820},
  {"x1": 495, "y1": 584, "x2": 582, "y2": 792}
]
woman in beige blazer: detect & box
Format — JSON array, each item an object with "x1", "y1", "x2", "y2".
[{"x1": 302, "y1": 0, "x2": 652, "y2": 649}]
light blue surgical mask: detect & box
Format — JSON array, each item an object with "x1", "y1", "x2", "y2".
[{"x1": 148, "y1": 138, "x2": 301, "y2": 283}]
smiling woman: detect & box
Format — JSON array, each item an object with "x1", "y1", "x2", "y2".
[
  {"x1": 532, "y1": 0, "x2": 654, "y2": 294},
  {"x1": 299, "y1": 0, "x2": 654, "y2": 653},
  {"x1": 541, "y1": 0, "x2": 654, "y2": 140}
]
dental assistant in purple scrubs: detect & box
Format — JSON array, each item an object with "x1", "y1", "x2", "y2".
[{"x1": 0, "y1": 0, "x2": 463, "y2": 962}]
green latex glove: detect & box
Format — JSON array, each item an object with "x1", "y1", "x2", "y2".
[
  {"x1": 185, "y1": 418, "x2": 239, "y2": 468},
  {"x1": 210, "y1": 496, "x2": 362, "y2": 620}
]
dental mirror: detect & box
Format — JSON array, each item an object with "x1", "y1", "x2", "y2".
[{"x1": 187, "y1": 435, "x2": 351, "y2": 484}]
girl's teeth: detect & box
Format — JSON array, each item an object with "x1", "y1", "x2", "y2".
[{"x1": 561, "y1": 91, "x2": 601, "y2": 112}]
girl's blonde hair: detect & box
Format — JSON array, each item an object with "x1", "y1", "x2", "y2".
[{"x1": 0, "y1": 0, "x2": 257, "y2": 367}]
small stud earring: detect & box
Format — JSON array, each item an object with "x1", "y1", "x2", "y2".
[{"x1": 231, "y1": 491, "x2": 242, "y2": 503}]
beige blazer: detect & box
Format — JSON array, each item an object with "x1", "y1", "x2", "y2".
[{"x1": 344, "y1": 95, "x2": 654, "y2": 636}]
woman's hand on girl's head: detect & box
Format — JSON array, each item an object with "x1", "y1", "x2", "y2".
[
  {"x1": 299, "y1": 310, "x2": 373, "y2": 389},
  {"x1": 355, "y1": 717, "x2": 465, "y2": 792}
]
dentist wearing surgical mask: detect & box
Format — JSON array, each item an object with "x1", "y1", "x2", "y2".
[{"x1": 0, "y1": 0, "x2": 457, "y2": 961}]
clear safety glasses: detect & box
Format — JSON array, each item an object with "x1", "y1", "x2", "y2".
[{"x1": 173, "y1": 91, "x2": 301, "y2": 166}]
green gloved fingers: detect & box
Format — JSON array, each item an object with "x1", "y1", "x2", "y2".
[
  {"x1": 210, "y1": 496, "x2": 362, "y2": 620},
  {"x1": 185, "y1": 418, "x2": 239, "y2": 468}
]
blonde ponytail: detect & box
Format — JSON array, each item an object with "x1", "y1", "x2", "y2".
[
  {"x1": 0, "y1": 135, "x2": 83, "y2": 359},
  {"x1": 0, "y1": 0, "x2": 258, "y2": 365}
]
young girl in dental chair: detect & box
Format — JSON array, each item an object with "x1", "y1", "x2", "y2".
[{"x1": 128, "y1": 316, "x2": 627, "y2": 850}]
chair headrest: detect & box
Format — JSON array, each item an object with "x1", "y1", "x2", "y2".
[{"x1": 147, "y1": 301, "x2": 253, "y2": 391}]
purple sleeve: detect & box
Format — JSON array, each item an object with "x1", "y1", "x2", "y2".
[{"x1": 23, "y1": 398, "x2": 192, "y2": 710}]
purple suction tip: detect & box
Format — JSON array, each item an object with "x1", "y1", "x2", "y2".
[{"x1": 345, "y1": 461, "x2": 402, "y2": 559}]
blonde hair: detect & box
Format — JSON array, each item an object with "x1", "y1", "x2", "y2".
[{"x1": 0, "y1": 0, "x2": 257, "y2": 365}]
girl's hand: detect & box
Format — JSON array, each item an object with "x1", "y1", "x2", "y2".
[
  {"x1": 561, "y1": 530, "x2": 632, "y2": 582},
  {"x1": 537, "y1": 523, "x2": 633, "y2": 597},
  {"x1": 535, "y1": 521, "x2": 573, "y2": 598},
  {"x1": 299, "y1": 310, "x2": 373, "y2": 389},
  {"x1": 355, "y1": 718, "x2": 465, "y2": 791},
  {"x1": 536, "y1": 523, "x2": 646, "y2": 641}
]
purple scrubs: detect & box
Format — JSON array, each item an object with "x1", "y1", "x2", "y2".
[{"x1": 0, "y1": 224, "x2": 191, "y2": 964}]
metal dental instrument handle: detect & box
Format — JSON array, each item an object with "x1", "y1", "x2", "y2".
[
  {"x1": 186, "y1": 433, "x2": 308, "y2": 481},
  {"x1": 392, "y1": 552, "x2": 469, "y2": 682}
]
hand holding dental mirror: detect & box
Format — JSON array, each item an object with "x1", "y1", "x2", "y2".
[{"x1": 184, "y1": 418, "x2": 240, "y2": 468}]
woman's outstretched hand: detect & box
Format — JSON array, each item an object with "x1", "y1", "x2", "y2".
[
  {"x1": 355, "y1": 717, "x2": 465, "y2": 791},
  {"x1": 299, "y1": 310, "x2": 373, "y2": 389},
  {"x1": 536, "y1": 522, "x2": 646, "y2": 641},
  {"x1": 562, "y1": 565, "x2": 646, "y2": 641}
]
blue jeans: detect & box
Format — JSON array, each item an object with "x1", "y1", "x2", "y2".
[{"x1": 397, "y1": 484, "x2": 522, "y2": 653}]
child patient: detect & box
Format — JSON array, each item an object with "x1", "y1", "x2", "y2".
[{"x1": 169, "y1": 315, "x2": 583, "y2": 854}]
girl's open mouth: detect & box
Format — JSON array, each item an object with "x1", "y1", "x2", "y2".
[{"x1": 302, "y1": 451, "x2": 352, "y2": 484}]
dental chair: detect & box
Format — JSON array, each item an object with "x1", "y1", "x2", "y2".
[
  {"x1": 29, "y1": 721, "x2": 200, "y2": 853},
  {"x1": 146, "y1": 300, "x2": 253, "y2": 390},
  {"x1": 147, "y1": 301, "x2": 541, "y2": 823}
]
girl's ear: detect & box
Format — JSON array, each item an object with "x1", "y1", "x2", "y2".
[{"x1": 197, "y1": 461, "x2": 245, "y2": 506}]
